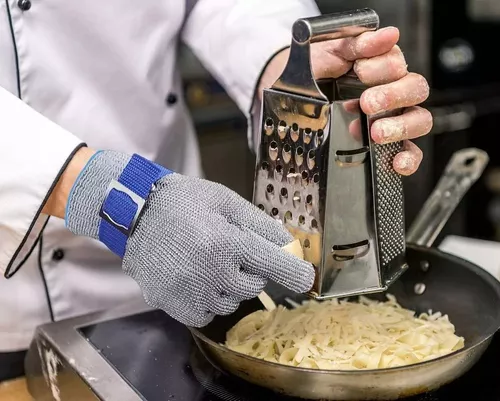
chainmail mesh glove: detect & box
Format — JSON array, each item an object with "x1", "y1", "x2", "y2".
[{"x1": 66, "y1": 150, "x2": 314, "y2": 327}]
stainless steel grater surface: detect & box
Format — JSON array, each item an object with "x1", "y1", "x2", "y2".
[{"x1": 252, "y1": 8, "x2": 407, "y2": 299}]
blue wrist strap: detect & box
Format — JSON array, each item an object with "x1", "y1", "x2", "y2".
[{"x1": 98, "y1": 154, "x2": 172, "y2": 258}]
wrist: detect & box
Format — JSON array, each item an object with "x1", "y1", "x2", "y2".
[
  {"x1": 257, "y1": 48, "x2": 289, "y2": 99},
  {"x1": 64, "y1": 150, "x2": 173, "y2": 258},
  {"x1": 65, "y1": 150, "x2": 131, "y2": 239},
  {"x1": 42, "y1": 147, "x2": 97, "y2": 219}
]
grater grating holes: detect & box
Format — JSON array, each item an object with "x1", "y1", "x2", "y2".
[
  {"x1": 256, "y1": 115, "x2": 324, "y2": 254},
  {"x1": 278, "y1": 120, "x2": 287, "y2": 139},
  {"x1": 373, "y1": 142, "x2": 405, "y2": 266}
]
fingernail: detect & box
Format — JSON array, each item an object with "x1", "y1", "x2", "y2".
[
  {"x1": 397, "y1": 154, "x2": 411, "y2": 170},
  {"x1": 395, "y1": 153, "x2": 417, "y2": 175},
  {"x1": 376, "y1": 119, "x2": 405, "y2": 143}
]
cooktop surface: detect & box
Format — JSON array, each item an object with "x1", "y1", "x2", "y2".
[{"x1": 79, "y1": 310, "x2": 497, "y2": 401}]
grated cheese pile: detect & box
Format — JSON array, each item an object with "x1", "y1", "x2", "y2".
[{"x1": 225, "y1": 295, "x2": 464, "y2": 370}]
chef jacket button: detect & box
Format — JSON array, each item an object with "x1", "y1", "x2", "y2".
[
  {"x1": 166, "y1": 93, "x2": 177, "y2": 105},
  {"x1": 18, "y1": 0, "x2": 31, "y2": 11},
  {"x1": 52, "y1": 249, "x2": 65, "y2": 261}
]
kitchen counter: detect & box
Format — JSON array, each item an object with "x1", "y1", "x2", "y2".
[
  {"x1": 0, "y1": 374, "x2": 93, "y2": 401},
  {"x1": 0, "y1": 377, "x2": 32, "y2": 401}
]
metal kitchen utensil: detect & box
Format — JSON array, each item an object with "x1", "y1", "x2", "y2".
[
  {"x1": 407, "y1": 147, "x2": 489, "y2": 246},
  {"x1": 191, "y1": 147, "x2": 500, "y2": 401},
  {"x1": 253, "y1": 8, "x2": 407, "y2": 299}
]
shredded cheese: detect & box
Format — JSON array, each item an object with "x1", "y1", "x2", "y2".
[{"x1": 224, "y1": 295, "x2": 464, "y2": 370}]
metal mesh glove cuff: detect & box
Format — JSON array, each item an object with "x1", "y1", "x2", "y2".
[
  {"x1": 65, "y1": 150, "x2": 314, "y2": 327},
  {"x1": 66, "y1": 150, "x2": 131, "y2": 239}
]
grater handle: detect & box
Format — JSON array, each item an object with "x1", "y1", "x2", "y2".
[
  {"x1": 406, "y1": 148, "x2": 489, "y2": 248},
  {"x1": 293, "y1": 9, "x2": 379, "y2": 44},
  {"x1": 272, "y1": 8, "x2": 379, "y2": 100}
]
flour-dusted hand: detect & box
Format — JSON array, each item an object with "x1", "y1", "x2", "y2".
[
  {"x1": 260, "y1": 26, "x2": 432, "y2": 176},
  {"x1": 65, "y1": 151, "x2": 314, "y2": 327}
]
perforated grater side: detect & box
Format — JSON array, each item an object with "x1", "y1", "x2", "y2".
[{"x1": 252, "y1": 8, "x2": 408, "y2": 299}]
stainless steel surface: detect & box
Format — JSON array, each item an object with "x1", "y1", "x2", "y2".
[
  {"x1": 273, "y1": 8, "x2": 378, "y2": 100},
  {"x1": 468, "y1": 0, "x2": 500, "y2": 21},
  {"x1": 407, "y1": 148, "x2": 489, "y2": 247},
  {"x1": 296, "y1": 10, "x2": 380, "y2": 43},
  {"x1": 428, "y1": 103, "x2": 477, "y2": 135},
  {"x1": 414, "y1": 282, "x2": 426, "y2": 295},
  {"x1": 253, "y1": 9, "x2": 406, "y2": 299},
  {"x1": 314, "y1": 0, "x2": 431, "y2": 78},
  {"x1": 25, "y1": 301, "x2": 151, "y2": 401},
  {"x1": 193, "y1": 334, "x2": 491, "y2": 400},
  {"x1": 194, "y1": 148, "x2": 497, "y2": 400}
]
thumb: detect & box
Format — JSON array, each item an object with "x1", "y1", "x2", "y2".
[
  {"x1": 311, "y1": 27, "x2": 400, "y2": 81},
  {"x1": 311, "y1": 43, "x2": 353, "y2": 80}
]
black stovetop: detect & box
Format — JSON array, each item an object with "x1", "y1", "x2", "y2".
[{"x1": 79, "y1": 310, "x2": 497, "y2": 401}]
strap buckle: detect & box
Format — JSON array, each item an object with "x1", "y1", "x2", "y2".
[{"x1": 98, "y1": 179, "x2": 147, "y2": 236}]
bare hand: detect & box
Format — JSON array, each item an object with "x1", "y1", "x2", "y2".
[{"x1": 260, "y1": 26, "x2": 432, "y2": 176}]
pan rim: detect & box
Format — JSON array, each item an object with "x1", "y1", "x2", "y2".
[
  {"x1": 189, "y1": 245, "x2": 500, "y2": 375},
  {"x1": 189, "y1": 327, "x2": 494, "y2": 375}
]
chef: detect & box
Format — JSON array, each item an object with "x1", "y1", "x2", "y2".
[{"x1": 0, "y1": 0, "x2": 432, "y2": 381}]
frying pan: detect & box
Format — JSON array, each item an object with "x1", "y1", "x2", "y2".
[{"x1": 190, "y1": 148, "x2": 500, "y2": 400}]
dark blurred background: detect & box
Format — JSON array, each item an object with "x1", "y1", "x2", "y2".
[{"x1": 180, "y1": 0, "x2": 500, "y2": 245}]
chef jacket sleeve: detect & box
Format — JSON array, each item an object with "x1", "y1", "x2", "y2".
[
  {"x1": 181, "y1": 0, "x2": 321, "y2": 152},
  {"x1": 0, "y1": 86, "x2": 85, "y2": 278}
]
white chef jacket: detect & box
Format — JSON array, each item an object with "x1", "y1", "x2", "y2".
[{"x1": 0, "y1": 0, "x2": 320, "y2": 351}]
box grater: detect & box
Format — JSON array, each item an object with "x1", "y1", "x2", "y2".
[{"x1": 252, "y1": 8, "x2": 408, "y2": 299}]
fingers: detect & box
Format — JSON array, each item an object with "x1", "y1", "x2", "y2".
[
  {"x1": 219, "y1": 269, "x2": 268, "y2": 301},
  {"x1": 343, "y1": 99, "x2": 361, "y2": 114},
  {"x1": 312, "y1": 27, "x2": 400, "y2": 80},
  {"x1": 393, "y1": 140, "x2": 423, "y2": 176},
  {"x1": 223, "y1": 192, "x2": 293, "y2": 247},
  {"x1": 354, "y1": 45, "x2": 408, "y2": 86},
  {"x1": 242, "y1": 231, "x2": 315, "y2": 293},
  {"x1": 371, "y1": 106, "x2": 433, "y2": 144},
  {"x1": 208, "y1": 270, "x2": 267, "y2": 316},
  {"x1": 360, "y1": 72, "x2": 430, "y2": 115},
  {"x1": 349, "y1": 119, "x2": 363, "y2": 142},
  {"x1": 334, "y1": 26, "x2": 400, "y2": 61},
  {"x1": 208, "y1": 294, "x2": 241, "y2": 316}
]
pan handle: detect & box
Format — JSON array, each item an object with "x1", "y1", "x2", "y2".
[{"x1": 406, "y1": 148, "x2": 489, "y2": 248}]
